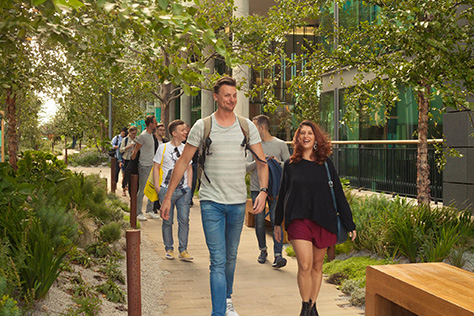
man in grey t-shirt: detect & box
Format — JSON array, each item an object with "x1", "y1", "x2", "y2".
[
  {"x1": 160, "y1": 77, "x2": 269, "y2": 316},
  {"x1": 246, "y1": 115, "x2": 290, "y2": 269},
  {"x1": 131, "y1": 115, "x2": 158, "y2": 221}
]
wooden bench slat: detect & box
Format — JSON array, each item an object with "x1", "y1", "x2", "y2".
[{"x1": 366, "y1": 262, "x2": 474, "y2": 316}]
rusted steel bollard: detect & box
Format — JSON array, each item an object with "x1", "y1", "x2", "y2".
[
  {"x1": 126, "y1": 229, "x2": 141, "y2": 316},
  {"x1": 111, "y1": 157, "x2": 117, "y2": 193},
  {"x1": 64, "y1": 137, "x2": 68, "y2": 165},
  {"x1": 130, "y1": 174, "x2": 138, "y2": 229}
]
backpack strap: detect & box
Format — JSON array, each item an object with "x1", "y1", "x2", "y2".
[
  {"x1": 197, "y1": 116, "x2": 212, "y2": 184},
  {"x1": 236, "y1": 115, "x2": 266, "y2": 164}
]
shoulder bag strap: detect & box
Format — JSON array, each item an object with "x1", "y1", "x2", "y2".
[{"x1": 324, "y1": 161, "x2": 338, "y2": 214}]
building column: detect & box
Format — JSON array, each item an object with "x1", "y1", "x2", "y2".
[
  {"x1": 232, "y1": 0, "x2": 250, "y2": 118},
  {"x1": 202, "y1": 56, "x2": 215, "y2": 118},
  {"x1": 180, "y1": 94, "x2": 191, "y2": 125},
  {"x1": 169, "y1": 99, "x2": 176, "y2": 122}
]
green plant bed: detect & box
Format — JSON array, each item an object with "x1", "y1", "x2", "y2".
[
  {"x1": 68, "y1": 149, "x2": 108, "y2": 167},
  {"x1": 323, "y1": 256, "x2": 392, "y2": 306}
]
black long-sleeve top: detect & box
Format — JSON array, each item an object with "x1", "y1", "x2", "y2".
[{"x1": 275, "y1": 158, "x2": 356, "y2": 234}]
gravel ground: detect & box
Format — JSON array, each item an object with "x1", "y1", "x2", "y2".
[{"x1": 32, "y1": 235, "x2": 166, "y2": 315}]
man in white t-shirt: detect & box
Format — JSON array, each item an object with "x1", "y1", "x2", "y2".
[
  {"x1": 160, "y1": 76, "x2": 269, "y2": 316},
  {"x1": 131, "y1": 115, "x2": 158, "y2": 221},
  {"x1": 153, "y1": 119, "x2": 193, "y2": 261}
]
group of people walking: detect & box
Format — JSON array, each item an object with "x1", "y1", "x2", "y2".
[{"x1": 111, "y1": 76, "x2": 357, "y2": 316}]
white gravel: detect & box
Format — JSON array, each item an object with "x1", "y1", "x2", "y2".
[{"x1": 32, "y1": 236, "x2": 166, "y2": 315}]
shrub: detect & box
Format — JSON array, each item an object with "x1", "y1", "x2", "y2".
[
  {"x1": 0, "y1": 277, "x2": 20, "y2": 316},
  {"x1": 19, "y1": 218, "x2": 68, "y2": 301},
  {"x1": 387, "y1": 203, "x2": 474, "y2": 263},
  {"x1": 95, "y1": 280, "x2": 126, "y2": 303},
  {"x1": 99, "y1": 223, "x2": 122, "y2": 244},
  {"x1": 65, "y1": 292, "x2": 102, "y2": 316},
  {"x1": 86, "y1": 242, "x2": 112, "y2": 259},
  {"x1": 323, "y1": 256, "x2": 390, "y2": 287},
  {"x1": 68, "y1": 149, "x2": 108, "y2": 167},
  {"x1": 99, "y1": 259, "x2": 125, "y2": 285}
]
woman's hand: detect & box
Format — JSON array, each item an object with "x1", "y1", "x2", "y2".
[
  {"x1": 349, "y1": 230, "x2": 357, "y2": 242},
  {"x1": 274, "y1": 225, "x2": 282, "y2": 243}
]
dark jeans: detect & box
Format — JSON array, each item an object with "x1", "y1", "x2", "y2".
[
  {"x1": 122, "y1": 160, "x2": 130, "y2": 189},
  {"x1": 251, "y1": 191, "x2": 283, "y2": 257},
  {"x1": 114, "y1": 159, "x2": 121, "y2": 186}
]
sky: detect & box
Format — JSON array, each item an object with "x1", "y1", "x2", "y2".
[{"x1": 38, "y1": 93, "x2": 59, "y2": 124}]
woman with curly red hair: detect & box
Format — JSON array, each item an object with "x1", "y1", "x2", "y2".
[{"x1": 274, "y1": 120, "x2": 357, "y2": 316}]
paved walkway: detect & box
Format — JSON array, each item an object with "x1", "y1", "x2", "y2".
[
  {"x1": 140, "y1": 200, "x2": 364, "y2": 316},
  {"x1": 69, "y1": 166, "x2": 364, "y2": 315}
]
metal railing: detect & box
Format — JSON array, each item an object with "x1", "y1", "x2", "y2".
[
  {"x1": 285, "y1": 139, "x2": 443, "y2": 202},
  {"x1": 332, "y1": 140, "x2": 443, "y2": 202}
]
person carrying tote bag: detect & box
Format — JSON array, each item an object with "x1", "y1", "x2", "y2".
[{"x1": 274, "y1": 120, "x2": 357, "y2": 316}]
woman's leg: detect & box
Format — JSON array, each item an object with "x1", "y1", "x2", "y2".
[
  {"x1": 310, "y1": 245, "x2": 328, "y2": 303},
  {"x1": 291, "y1": 239, "x2": 315, "y2": 302}
]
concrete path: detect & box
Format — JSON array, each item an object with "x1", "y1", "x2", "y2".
[
  {"x1": 69, "y1": 166, "x2": 364, "y2": 315},
  {"x1": 140, "y1": 200, "x2": 364, "y2": 316}
]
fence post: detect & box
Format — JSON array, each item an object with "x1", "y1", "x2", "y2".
[
  {"x1": 111, "y1": 157, "x2": 117, "y2": 193},
  {"x1": 130, "y1": 174, "x2": 138, "y2": 229},
  {"x1": 126, "y1": 229, "x2": 141, "y2": 316}
]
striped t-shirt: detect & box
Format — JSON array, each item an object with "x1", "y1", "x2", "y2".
[{"x1": 187, "y1": 113, "x2": 261, "y2": 204}]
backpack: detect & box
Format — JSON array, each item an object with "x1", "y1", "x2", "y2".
[
  {"x1": 266, "y1": 157, "x2": 283, "y2": 201},
  {"x1": 196, "y1": 115, "x2": 265, "y2": 186},
  {"x1": 108, "y1": 135, "x2": 120, "y2": 157}
]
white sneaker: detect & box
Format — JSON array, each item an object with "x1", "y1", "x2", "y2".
[
  {"x1": 226, "y1": 298, "x2": 239, "y2": 316},
  {"x1": 137, "y1": 214, "x2": 147, "y2": 221},
  {"x1": 147, "y1": 212, "x2": 160, "y2": 219}
]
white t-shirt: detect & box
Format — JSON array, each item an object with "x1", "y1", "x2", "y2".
[
  {"x1": 153, "y1": 143, "x2": 190, "y2": 189},
  {"x1": 187, "y1": 113, "x2": 261, "y2": 204}
]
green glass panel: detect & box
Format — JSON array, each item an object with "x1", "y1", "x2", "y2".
[{"x1": 320, "y1": 91, "x2": 335, "y2": 138}]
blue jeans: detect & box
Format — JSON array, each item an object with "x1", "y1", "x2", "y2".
[
  {"x1": 200, "y1": 201, "x2": 246, "y2": 316},
  {"x1": 251, "y1": 191, "x2": 282, "y2": 257},
  {"x1": 159, "y1": 186, "x2": 192, "y2": 253}
]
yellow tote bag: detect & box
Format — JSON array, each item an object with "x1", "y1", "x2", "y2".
[{"x1": 144, "y1": 144, "x2": 166, "y2": 202}]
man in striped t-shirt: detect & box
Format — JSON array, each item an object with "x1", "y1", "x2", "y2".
[{"x1": 160, "y1": 76, "x2": 269, "y2": 316}]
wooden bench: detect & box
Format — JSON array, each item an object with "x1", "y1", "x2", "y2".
[{"x1": 366, "y1": 262, "x2": 474, "y2": 316}]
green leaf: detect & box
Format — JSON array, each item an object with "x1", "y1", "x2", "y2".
[
  {"x1": 171, "y1": 3, "x2": 183, "y2": 15},
  {"x1": 33, "y1": 0, "x2": 48, "y2": 5},
  {"x1": 52, "y1": 0, "x2": 84, "y2": 11},
  {"x1": 215, "y1": 39, "x2": 226, "y2": 56},
  {"x1": 158, "y1": 0, "x2": 169, "y2": 10},
  {"x1": 182, "y1": 84, "x2": 191, "y2": 95},
  {"x1": 169, "y1": 64, "x2": 177, "y2": 75}
]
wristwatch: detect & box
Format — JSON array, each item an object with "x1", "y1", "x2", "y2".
[{"x1": 259, "y1": 187, "x2": 269, "y2": 194}]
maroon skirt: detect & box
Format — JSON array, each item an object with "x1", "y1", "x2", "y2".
[{"x1": 287, "y1": 219, "x2": 337, "y2": 249}]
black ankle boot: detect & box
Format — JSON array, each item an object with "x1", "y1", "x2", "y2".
[
  {"x1": 310, "y1": 301, "x2": 319, "y2": 316},
  {"x1": 299, "y1": 301, "x2": 311, "y2": 316}
]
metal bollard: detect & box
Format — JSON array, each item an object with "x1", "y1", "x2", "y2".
[
  {"x1": 111, "y1": 157, "x2": 117, "y2": 193},
  {"x1": 130, "y1": 174, "x2": 138, "y2": 229},
  {"x1": 64, "y1": 137, "x2": 68, "y2": 165},
  {"x1": 126, "y1": 229, "x2": 141, "y2": 316}
]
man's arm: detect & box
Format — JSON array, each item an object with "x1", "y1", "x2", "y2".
[
  {"x1": 249, "y1": 142, "x2": 268, "y2": 214},
  {"x1": 186, "y1": 163, "x2": 193, "y2": 188},
  {"x1": 160, "y1": 143, "x2": 198, "y2": 220},
  {"x1": 153, "y1": 161, "x2": 161, "y2": 195},
  {"x1": 131, "y1": 142, "x2": 142, "y2": 160}
]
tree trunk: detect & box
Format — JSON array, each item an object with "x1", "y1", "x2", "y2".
[
  {"x1": 6, "y1": 88, "x2": 18, "y2": 171},
  {"x1": 160, "y1": 82, "x2": 171, "y2": 132},
  {"x1": 416, "y1": 84, "x2": 431, "y2": 206}
]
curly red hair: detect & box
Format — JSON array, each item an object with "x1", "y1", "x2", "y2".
[{"x1": 290, "y1": 120, "x2": 332, "y2": 165}]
